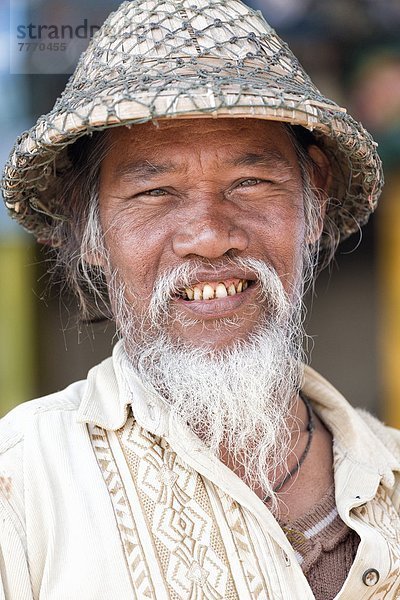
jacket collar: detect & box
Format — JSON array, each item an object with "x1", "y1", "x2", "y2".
[
  {"x1": 303, "y1": 365, "x2": 400, "y2": 490},
  {"x1": 77, "y1": 340, "x2": 171, "y2": 436}
]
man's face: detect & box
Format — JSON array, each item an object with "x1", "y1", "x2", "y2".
[{"x1": 98, "y1": 118, "x2": 307, "y2": 349}]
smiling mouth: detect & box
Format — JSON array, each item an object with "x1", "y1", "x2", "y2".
[{"x1": 179, "y1": 278, "x2": 252, "y2": 301}]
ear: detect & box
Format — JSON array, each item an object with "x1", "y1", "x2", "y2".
[
  {"x1": 80, "y1": 206, "x2": 107, "y2": 268},
  {"x1": 82, "y1": 230, "x2": 107, "y2": 268},
  {"x1": 306, "y1": 145, "x2": 332, "y2": 244},
  {"x1": 84, "y1": 250, "x2": 106, "y2": 268}
]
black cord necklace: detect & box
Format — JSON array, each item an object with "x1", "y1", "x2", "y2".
[{"x1": 264, "y1": 393, "x2": 315, "y2": 503}]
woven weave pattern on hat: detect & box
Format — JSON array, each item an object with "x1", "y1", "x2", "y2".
[{"x1": 1, "y1": 0, "x2": 383, "y2": 248}]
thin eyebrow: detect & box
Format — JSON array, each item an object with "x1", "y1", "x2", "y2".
[
  {"x1": 112, "y1": 160, "x2": 173, "y2": 181},
  {"x1": 230, "y1": 150, "x2": 294, "y2": 171}
]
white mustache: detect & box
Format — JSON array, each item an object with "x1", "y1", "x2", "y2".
[{"x1": 148, "y1": 256, "x2": 295, "y2": 326}]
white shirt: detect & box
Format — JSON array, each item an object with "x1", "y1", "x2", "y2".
[{"x1": 0, "y1": 341, "x2": 400, "y2": 599}]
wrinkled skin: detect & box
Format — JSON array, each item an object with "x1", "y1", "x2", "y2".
[{"x1": 97, "y1": 118, "x2": 327, "y2": 350}]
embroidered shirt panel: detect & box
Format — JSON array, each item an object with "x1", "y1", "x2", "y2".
[{"x1": 89, "y1": 415, "x2": 271, "y2": 599}]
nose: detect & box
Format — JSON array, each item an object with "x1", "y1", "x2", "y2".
[{"x1": 172, "y1": 197, "x2": 249, "y2": 259}]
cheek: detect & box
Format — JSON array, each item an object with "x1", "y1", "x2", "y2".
[
  {"x1": 254, "y1": 206, "x2": 306, "y2": 270},
  {"x1": 100, "y1": 210, "x2": 180, "y2": 307},
  {"x1": 101, "y1": 211, "x2": 165, "y2": 296}
]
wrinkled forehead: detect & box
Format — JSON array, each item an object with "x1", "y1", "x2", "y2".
[{"x1": 99, "y1": 117, "x2": 303, "y2": 176}]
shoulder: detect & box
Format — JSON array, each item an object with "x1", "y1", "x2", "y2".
[
  {"x1": 303, "y1": 366, "x2": 400, "y2": 477},
  {"x1": 356, "y1": 408, "x2": 400, "y2": 463},
  {"x1": 0, "y1": 379, "x2": 87, "y2": 532},
  {"x1": 0, "y1": 379, "x2": 86, "y2": 455}
]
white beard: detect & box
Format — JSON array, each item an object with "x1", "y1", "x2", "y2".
[{"x1": 108, "y1": 257, "x2": 305, "y2": 509}]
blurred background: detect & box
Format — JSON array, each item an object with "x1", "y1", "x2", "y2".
[{"x1": 1, "y1": 0, "x2": 400, "y2": 422}]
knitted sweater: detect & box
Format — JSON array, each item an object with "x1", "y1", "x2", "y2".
[{"x1": 281, "y1": 485, "x2": 360, "y2": 599}]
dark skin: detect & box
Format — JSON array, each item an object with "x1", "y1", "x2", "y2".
[{"x1": 96, "y1": 118, "x2": 333, "y2": 520}]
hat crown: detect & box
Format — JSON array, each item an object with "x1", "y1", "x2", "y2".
[
  {"x1": 55, "y1": 0, "x2": 318, "y2": 114},
  {"x1": 84, "y1": 0, "x2": 273, "y2": 60}
]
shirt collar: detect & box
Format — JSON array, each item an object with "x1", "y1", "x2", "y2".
[
  {"x1": 302, "y1": 365, "x2": 400, "y2": 490},
  {"x1": 77, "y1": 340, "x2": 171, "y2": 435}
]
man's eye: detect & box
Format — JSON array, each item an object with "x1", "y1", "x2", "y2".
[
  {"x1": 238, "y1": 178, "x2": 263, "y2": 187},
  {"x1": 142, "y1": 188, "x2": 167, "y2": 196}
]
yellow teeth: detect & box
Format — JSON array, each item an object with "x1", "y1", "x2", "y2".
[
  {"x1": 182, "y1": 279, "x2": 250, "y2": 301},
  {"x1": 215, "y1": 283, "x2": 228, "y2": 298},
  {"x1": 203, "y1": 284, "x2": 214, "y2": 300}
]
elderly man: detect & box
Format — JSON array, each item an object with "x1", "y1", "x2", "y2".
[{"x1": 1, "y1": 1, "x2": 399, "y2": 599}]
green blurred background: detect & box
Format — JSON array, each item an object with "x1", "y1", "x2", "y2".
[{"x1": 1, "y1": 0, "x2": 400, "y2": 422}]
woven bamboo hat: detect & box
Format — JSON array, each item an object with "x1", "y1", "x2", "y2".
[{"x1": 2, "y1": 0, "x2": 383, "y2": 248}]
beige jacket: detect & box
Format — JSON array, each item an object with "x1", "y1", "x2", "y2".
[{"x1": 0, "y1": 341, "x2": 399, "y2": 599}]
